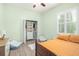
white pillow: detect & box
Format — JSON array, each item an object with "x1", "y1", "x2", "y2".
[
  {"x1": 10, "y1": 40, "x2": 22, "y2": 47},
  {"x1": 38, "y1": 36, "x2": 47, "y2": 41}
]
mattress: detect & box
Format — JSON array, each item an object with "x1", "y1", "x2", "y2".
[{"x1": 38, "y1": 39, "x2": 79, "y2": 56}]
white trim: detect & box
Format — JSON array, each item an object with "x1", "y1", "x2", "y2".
[{"x1": 23, "y1": 20, "x2": 26, "y2": 43}]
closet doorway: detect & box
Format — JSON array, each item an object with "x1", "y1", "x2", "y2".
[{"x1": 25, "y1": 20, "x2": 37, "y2": 41}]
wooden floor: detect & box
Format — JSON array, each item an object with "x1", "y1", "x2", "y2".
[{"x1": 10, "y1": 41, "x2": 35, "y2": 56}]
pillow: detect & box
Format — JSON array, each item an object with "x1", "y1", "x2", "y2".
[
  {"x1": 69, "y1": 35, "x2": 79, "y2": 43},
  {"x1": 57, "y1": 34, "x2": 70, "y2": 41},
  {"x1": 38, "y1": 36, "x2": 47, "y2": 41}
]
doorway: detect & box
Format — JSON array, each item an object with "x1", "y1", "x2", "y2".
[{"x1": 25, "y1": 20, "x2": 37, "y2": 41}]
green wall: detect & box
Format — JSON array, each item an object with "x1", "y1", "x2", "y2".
[
  {"x1": 3, "y1": 4, "x2": 41, "y2": 41},
  {"x1": 41, "y1": 3, "x2": 79, "y2": 39},
  {"x1": 0, "y1": 4, "x2": 4, "y2": 31}
]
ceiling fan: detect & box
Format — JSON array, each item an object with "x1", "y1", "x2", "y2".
[{"x1": 33, "y1": 3, "x2": 46, "y2": 8}]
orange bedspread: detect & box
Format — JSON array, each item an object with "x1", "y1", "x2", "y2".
[{"x1": 38, "y1": 39, "x2": 79, "y2": 56}]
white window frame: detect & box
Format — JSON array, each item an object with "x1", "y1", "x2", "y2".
[{"x1": 57, "y1": 8, "x2": 77, "y2": 34}]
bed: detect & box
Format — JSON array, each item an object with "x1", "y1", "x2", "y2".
[{"x1": 36, "y1": 38, "x2": 79, "y2": 56}]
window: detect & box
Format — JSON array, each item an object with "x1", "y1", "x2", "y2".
[{"x1": 57, "y1": 9, "x2": 77, "y2": 34}]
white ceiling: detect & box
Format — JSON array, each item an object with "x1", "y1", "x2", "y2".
[{"x1": 6, "y1": 3, "x2": 59, "y2": 13}]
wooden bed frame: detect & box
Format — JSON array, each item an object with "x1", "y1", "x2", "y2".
[{"x1": 35, "y1": 40, "x2": 56, "y2": 56}]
